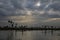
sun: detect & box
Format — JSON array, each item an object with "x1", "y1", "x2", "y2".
[{"x1": 35, "y1": 2, "x2": 41, "y2": 7}]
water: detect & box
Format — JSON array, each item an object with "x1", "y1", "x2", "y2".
[{"x1": 0, "y1": 30, "x2": 60, "y2": 40}]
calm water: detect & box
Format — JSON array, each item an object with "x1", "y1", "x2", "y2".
[{"x1": 0, "y1": 30, "x2": 60, "y2": 40}]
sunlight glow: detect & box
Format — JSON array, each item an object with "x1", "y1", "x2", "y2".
[
  {"x1": 26, "y1": 11, "x2": 32, "y2": 16},
  {"x1": 44, "y1": 18, "x2": 60, "y2": 22},
  {"x1": 10, "y1": 16, "x2": 35, "y2": 24},
  {"x1": 35, "y1": 2, "x2": 41, "y2": 7},
  {"x1": 19, "y1": 16, "x2": 34, "y2": 23}
]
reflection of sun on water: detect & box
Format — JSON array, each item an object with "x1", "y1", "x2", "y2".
[{"x1": 22, "y1": 31, "x2": 33, "y2": 40}]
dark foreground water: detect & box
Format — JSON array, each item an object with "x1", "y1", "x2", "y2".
[{"x1": 0, "y1": 30, "x2": 60, "y2": 40}]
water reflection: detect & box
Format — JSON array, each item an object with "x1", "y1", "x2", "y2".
[{"x1": 0, "y1": 30, "x2": 60, "y2": 40}]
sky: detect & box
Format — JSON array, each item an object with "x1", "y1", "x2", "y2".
[{"x1": 0, "y1": 0, "x2": 60, "y2": 26}]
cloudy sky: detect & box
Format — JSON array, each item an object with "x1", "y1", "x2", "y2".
[{"x1": 0, "y1": 0, "x2": 60, "y2": 26}]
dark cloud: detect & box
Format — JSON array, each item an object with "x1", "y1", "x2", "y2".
[
  {"x1": 0, "y1": 0, "x2": 60, "y2": 18},
  {"x1": 11, "y1": 0, "x2": 24, "y2": 9},
  {"x1": 48, "y1": 2, "x2": 60, "y2": 11},
  {"x1": 40, "y1": 11, "x2": 60, "y2": 18},
  {"x1": 48, "y1": 14, "x2": 60, "y2": 18}
]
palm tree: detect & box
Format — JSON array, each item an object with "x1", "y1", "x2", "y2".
[{"x1": 8, "y1": 20, "x2": 14, "y2": 28}]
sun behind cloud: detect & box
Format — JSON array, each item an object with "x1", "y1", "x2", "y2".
[{"x1": 35, "y1": 1, "x2": 41, "y2": 7}]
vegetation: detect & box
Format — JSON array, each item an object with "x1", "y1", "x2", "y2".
[{"x1": 0, "y1": 20, "x2": 60, "y2": 31}]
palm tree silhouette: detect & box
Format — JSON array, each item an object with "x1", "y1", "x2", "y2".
[{"x1": 8, "y1": 20, "x2": 14, "y2": 27}]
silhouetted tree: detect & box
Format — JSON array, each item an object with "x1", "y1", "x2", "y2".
[
  {"x1": 44, "y1": 26, "x2": 47, "y2": 29},
  {"x1": 8, "y1": 20, "x2": 14, "y2": 27},
  {"x1": 51, "y1": 26, "x2": 53, "y2": 29}
]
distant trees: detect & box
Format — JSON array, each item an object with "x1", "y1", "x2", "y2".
[
  {"x1": 51, "y1": 26, "x2": 53, "y2": 29},
  {"x1": 0, "y1": 20, "x2": 59, "y2": 30}
]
